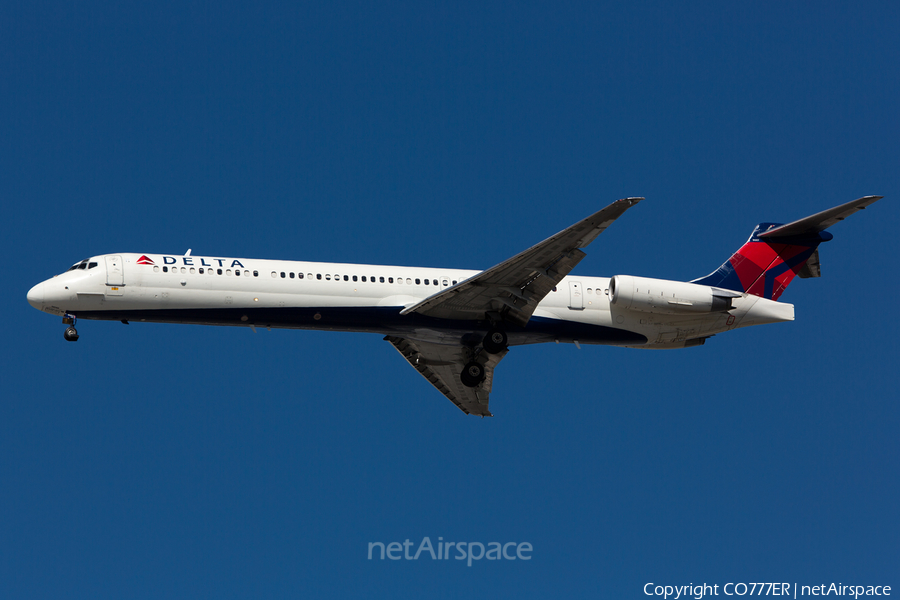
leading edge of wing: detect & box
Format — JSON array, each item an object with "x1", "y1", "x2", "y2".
[{"x1": 400, "y1": 197, "x2": 643, "y2": 325}]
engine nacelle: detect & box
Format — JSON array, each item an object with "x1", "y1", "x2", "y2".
[{"x1": 609, "y1": 275, "x2": 734, "y2": 315}]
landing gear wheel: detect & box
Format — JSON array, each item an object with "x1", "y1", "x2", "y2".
[
  {"x1": 64, "y1": 326, "x2": 79, "y2": 342},
  {"x1": 460, "y1": 361, "x2": 486, "y2": 388},
  {"x1": 483, "y1": 328, "x2": 508, "y2": 354}
]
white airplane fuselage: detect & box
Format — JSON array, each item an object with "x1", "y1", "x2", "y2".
[
  {"x1": 26, "y1": 252, "x2": 792, "y2": 349},
  {"x1": 27, "y1": 195, "x2": 880, "y2": 416}
]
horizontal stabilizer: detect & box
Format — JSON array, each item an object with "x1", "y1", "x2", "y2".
[{"x1": 758, "y1": 195, "x2": 882, "y2": 238}]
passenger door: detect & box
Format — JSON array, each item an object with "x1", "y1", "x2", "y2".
[{"x1": 105, "y1": 255, "x2": 124, "y2": 296}]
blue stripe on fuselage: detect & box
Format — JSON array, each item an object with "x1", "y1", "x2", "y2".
[{"x1": 70, "y1": 305, "x2": 648, "y2": 347}]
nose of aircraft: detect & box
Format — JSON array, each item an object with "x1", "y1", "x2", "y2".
[{"x1": 27, "y1": 282, "x2": 45, "y2": 310}]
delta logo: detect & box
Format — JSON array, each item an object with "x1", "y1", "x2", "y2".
[{"x1": 137, "y1": 254, "x2": 246, "y2": 268}]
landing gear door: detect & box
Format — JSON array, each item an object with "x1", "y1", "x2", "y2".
[
  {"x1": 568, "y1": 280, "x2": 584, "y2": 310},
  {"x1": 105, "y1": 255, "x2": 124, "y2": 296}
]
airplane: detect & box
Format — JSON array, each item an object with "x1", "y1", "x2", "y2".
[{"x1": 27, "y1": 195, "x2": 882, "y2": 417}]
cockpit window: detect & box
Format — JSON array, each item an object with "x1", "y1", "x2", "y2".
[
  {"x1": 67, "y1": 259, "x2": 89, "y2": 272},
  {"x1": 88, "y1": 262, "x2": 97, "y2": 269}
]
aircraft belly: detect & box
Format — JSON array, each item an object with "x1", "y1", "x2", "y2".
[{"x1": 72, "y1": 305, "x2": 647, "y2": 346}]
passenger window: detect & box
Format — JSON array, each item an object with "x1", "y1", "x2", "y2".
[
  {"x1": 326, "y1": 274, "x2": 331, "y2": 280},
  {"x1": 244, "y1": 270, "x2": 250, "y2": 277},
  {"x1": 362, "y1": 276, "x2": 367, "y2": 282},
  {"x1": 353, "y1": 275, "x2": 358, "y2": 282},
  {"x1": 380, "y1": 277, "x2": 385, "y2": 283},
  {"x1": 181, "y1": 267, "x2": 186, "y2": 274},
  {"x1": 415, "y1": 278, "x2": 421, "y2": 285},
  {"x1": 406, "y1": 278, "x2": 412, "y2": 284},
  {"x1": 190, "y1": 268, "x2": 196, "y2": 274},
  {"x1": 218, "y1": 269, "x2": 223, "y2": 275},
  {"x1": 154, "y1": 266, "x2": 160, "y2": 273},
  {"x1": 289, "y1": 272, "x2": 295, "y2": 279},
  {"x1": 235, "y1": 270, "x2": 240, "y2": 276},
  {"x1": 424, "y1": 279, "x2": 429, "y2": 285},
  {"x1": 298, "y1": 273, "x2": 303, "y2": 279},
  {"x1": 199, "y1": 268, "x2": 204, "y2": 274},
  {"x1": 253, "y1": 270, "x2": 259, "y2": 277},
  {"x1": 344, "y1": 275, "x2": 349, "y2": 281},
  {"x1": 452, "y1": 280, "x2": 457, "y2": 285},
  {"x1": 163, "y1": 266, "x2": 168, "y2": 273},
  {"x1": 271, "y1": 271, "x2": 277, "y2": 278},
  {"x1": 432, "y1": 279, "x2": 437, "y2": 286},
  {"x1": 388, "y1": 277, "x2": 394, "y2": 283},
  {"x1": 226, "y1": 269, "x2": 232, "y2": 275},
  {"x1": 587, "y1": 288, "x2": 592, "y2": 294},
  {"x1": 281, "y1": 272, "x2": 286, "y2": 278},
  {"x1": 317, "y1": 274, "x2": 322, "y2": 280}
]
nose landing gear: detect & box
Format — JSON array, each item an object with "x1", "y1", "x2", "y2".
[{"x1": 63, "y1": 314, "x2": 79, "y2": 342}]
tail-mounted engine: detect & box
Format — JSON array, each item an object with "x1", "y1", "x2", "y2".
[{"x1": 609, "y1": 275, "x2": 737, "y2": 315}]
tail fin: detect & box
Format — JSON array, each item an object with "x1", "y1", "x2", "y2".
[
  {"x1": 692, "y1": 225, "x2": 829, "y2": 301},
  {"x1": 692, "y1": 195, "x2": 882, "y2": 301}
]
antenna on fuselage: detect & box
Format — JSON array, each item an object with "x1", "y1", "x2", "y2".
[{"x1": 184, "y1": 249, "x2": 192, "y2": 256}]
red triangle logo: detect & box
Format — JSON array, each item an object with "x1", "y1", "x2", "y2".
[{"x1": 137, "y1": 255, "x2": 155, "y2": 265}]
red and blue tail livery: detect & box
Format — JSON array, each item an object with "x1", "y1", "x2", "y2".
[
  {"x1": 693, "y1": 196, "x2": 882, "y2": 301},
  {"x1": 27, "y1": 195, "x2": 883, "y2": 417},
  {"x1": 692, "y1": 225, "x2": 830, "y2": 301}
]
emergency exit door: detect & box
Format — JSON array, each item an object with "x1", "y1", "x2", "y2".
[{"x1": 568, "y1": 280, "x2": 584, "y2": 310}]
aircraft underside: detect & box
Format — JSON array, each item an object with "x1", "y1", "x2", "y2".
[{"x1": 72, "y1": 306, "x2": 649, "y2": 348}]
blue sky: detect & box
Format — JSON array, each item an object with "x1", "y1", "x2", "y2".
[{"x1": 2, "y1": 2, "x2": 898, "y2": 598}]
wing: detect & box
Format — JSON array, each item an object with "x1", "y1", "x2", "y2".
[
  {"x1": 400, "y1": 197, "x2": 643, "y2": 327},
  {"x1": 385, "y1": 335, "x2": 508, "y2": 417}
]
